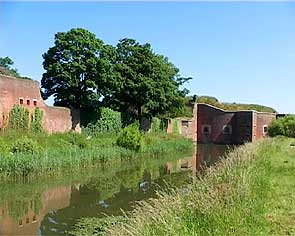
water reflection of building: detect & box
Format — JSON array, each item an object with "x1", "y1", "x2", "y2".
[
  {"x1": 193, "y1": 143, "x2": 230, "y2": 174},
  {"x1": 0, "y1": 186, "x2": 72, "y2": 236},
  {"x1": 164, "y1": 144, "x2": 230, "y2": 176}
]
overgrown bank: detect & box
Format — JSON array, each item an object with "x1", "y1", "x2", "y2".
[
  {"x1": 0, "y1": 131, "x2": 192, "y2": 179},
  {"x1": 70, "y1": 137, "x2": 295, "y2": 236}
]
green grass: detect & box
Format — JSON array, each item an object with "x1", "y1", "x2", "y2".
[
  {"x1": 0, "y1": 131, "x2": 193, "y2": 179},
  {"x1": 264, "y1": 137, "x2": 295, "y2": 235},
  {"x1": 71, "y1": 137, "x2": 295, "y2": 236}
]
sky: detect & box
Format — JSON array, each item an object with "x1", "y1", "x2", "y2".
[{"x1": 0, "y1": 1, "x2": 295, "y2": 113}]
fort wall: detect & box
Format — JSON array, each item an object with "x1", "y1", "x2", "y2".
[
  {"x1": 194, "y1": 104, "x2": 276, "y2": 144},
  {"x1": 0, "y1": 75, "x2": 78, "y2": 133}
]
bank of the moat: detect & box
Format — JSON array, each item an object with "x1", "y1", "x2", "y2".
[{"x1": 0, "y1": 144, "x2": 230, "y2": 236}]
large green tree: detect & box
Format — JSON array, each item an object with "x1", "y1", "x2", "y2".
[
  {"x1": 0, "y1": 56, "x2": 20, "y2": 77},
  {"x1": 41, "y1": 28, "x2": 111, "y2": 109},
  {"x1": 103, "y1": 38, "x2": 191, "y2": 120}
]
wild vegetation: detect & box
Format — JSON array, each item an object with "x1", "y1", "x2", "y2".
[
  {"x1": 68, "y1": 137, "x2": 295, "y2": 236},
  {"x1": 196, "y1": 95, "x2": 276, "y2": 113},
  {"x1": 268, "y1": 115, "x2": 295, "y2": 138},
  {"x1": 0, "y1": 130, "x2": 192, "y2": 179}
]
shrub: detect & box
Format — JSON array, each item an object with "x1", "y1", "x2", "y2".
[
  {"x1": 172, "y1": 119, "x2": 179, "y2": 134},
  {"x1": 9, "y1": 105, "x2": 29, "y2": 130},
  {"x1": 116, "y1": 123, "x2": 144, "y2": 152},
  {"x1": 11, "y1": 137, "x2": 40, "y2": 154},
  {"x1": 151, "y1": 117, "x2": 166, "y2": 133},
  {"x1": 31, "y1": 108, "x2": 43, "y2": 133},
  {"x1": 83, "y1": 108, "x2": 121, "y2": 136},
  {"x1": 268, "y1": 120, "x2": 284, "y2": 137},
  {"x1": 269, "y1": 115, "x2": 295, "y2": 138}
]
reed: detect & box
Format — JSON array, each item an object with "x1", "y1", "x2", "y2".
[{"x1": 0, "y1": 131, "x2": 193, "y2": 179}]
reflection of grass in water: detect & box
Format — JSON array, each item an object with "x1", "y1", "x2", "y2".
[
  {"x1": 0, "y1": 150, "x2": 192, "y2": 221},
  {"x1": 7, "y1": 194, "x2": 42, "y2": 221}
]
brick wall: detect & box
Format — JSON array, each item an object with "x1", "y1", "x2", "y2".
[
  {"x1": 194, "y1": 104, "x2": 276, "y2": 144},
  {"x1": 254, "y1": 112, "x2": 276, "y2": 141},
  {"x1": 196, "y1": 104, "x2": 236, "y2": 144},
  {"x1": 0, "y1": 75, "x2": 78, "y2": 133}
]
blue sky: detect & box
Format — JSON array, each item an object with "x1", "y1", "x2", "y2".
[{"x1": 0, "y1": 2, "x2": 295, "y2": 113}]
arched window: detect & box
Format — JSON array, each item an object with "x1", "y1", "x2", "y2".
[
  {"x1": 263, "y1": 125, "x2": 268, "y2": 134},
  {"x1": 223, "y1": 125, "x2": 232, "y2": 134}
]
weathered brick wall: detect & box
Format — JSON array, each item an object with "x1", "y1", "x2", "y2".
[
  {"x1": 194, "y1": 104, "x2": 276, "y2": 144},
  {"x1": 192, "y1": 104, "x2": 197, "y2": 142},
  {"x1": 255, "y1": 112, "x2": 276, "y2": 141},
  {"x1": 196, "y1": 104, "x2": 236, "y2": 144},
  {"x1": 234, "y1": 111, "x2": 253, "y2": 144},
  {"x1": 43, "y1": 106, "x2": 72, "y2": 133},
  {"x1": 0, "y1": 75, "x2": 77, "y2": 133},
  {"x1": 177, "y1": 117, "x2": 194, "y2": 139}
]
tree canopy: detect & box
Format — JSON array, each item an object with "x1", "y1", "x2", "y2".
[
  {"x1": 103, "y1": 38, "x2": 191, "y2": 119},
  {"x1": 41, "y1": 28, "x2": 111, "y2": 109},
  {"x1": 42, "y1": 29, "x2": 192, "y2": 120}
]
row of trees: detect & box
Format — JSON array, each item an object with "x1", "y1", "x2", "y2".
[{"x1": 41, "y1": 28, "x2": 192, "y2": 121}]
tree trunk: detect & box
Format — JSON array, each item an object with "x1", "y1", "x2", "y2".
[{"x1": 137, "y1": 105, "x2": 142, "y2": 129}]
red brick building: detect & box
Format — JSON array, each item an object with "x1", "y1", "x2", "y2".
[
  {"x1": 193, "y1": 103, "x2": 276, "y2": 144},
  {"x1": 0, "y1": 74, "x2": 80, "y2": 133}
]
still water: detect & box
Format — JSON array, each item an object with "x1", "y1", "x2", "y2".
[{"x1": 0, "y1": 144, "x2": 230, "y2": 236}]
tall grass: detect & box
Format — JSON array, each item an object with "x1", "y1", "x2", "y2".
[
  {"x1": 0, "y1": 131, "x2": 193, "y2": 179},
  {"x1": 97, "y1": 139, "x2": 275, "y2": 236}
]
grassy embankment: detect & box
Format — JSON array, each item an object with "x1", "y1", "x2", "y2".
[
  {"x1": 0, "y1": 131, "x2": 192, "y2": 179},
  {"x1": 70, "y1": 137, "x2": 295, "y2": 236}
]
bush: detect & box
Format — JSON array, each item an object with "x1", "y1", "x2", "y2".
[
  {"x1": 268, "y1": 120, "x2": 284, "y2": 137},
  {"x1": 269, "y1": 115, "x2": 295, "y2": 138},
  {"x1": 172, "y1": 119, "x2": 179, "y2": 134},
  {"x1": 11, "y1": 137, "x2": 40, "y2": 154},
  {"x1": 151, "y1": 117, "x2": 168, "y2": 133},
  {"x1": 9, "y1": 105, "x2": 29, "y2": 130},
  {"x1": 64, "y1": 133, "x2": 89, "y2": 149},
  {"x1": 31, "y1": 108, "x2": 43, "y2": 133},
  {"x1": 116, "y1": 123, "x2": 144, "y2": 152},
  {"x1": 83, "y1": 108, "x2": 121, "y2": 136}
]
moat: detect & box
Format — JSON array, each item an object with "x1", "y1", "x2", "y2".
[{"x1": 0, "y1": 144, "x2": 231, "y2": 236}]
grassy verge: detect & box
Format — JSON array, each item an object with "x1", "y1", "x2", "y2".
[
  {"x1": 69, "y1": 137, "x2": 295, "y2": 236},
  {"x1": 0, "y1": 131, "x2": 192, "y2": 179}
]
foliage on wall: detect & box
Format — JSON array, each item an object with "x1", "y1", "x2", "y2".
[
  {"x1": 31, "y1": 108, "x2": 43, "y2": 133},
  {"x1": 9, "y1": 105, "x2": 30, "y2": 130},
  {"x1": 172, "y1": 119, "x2": 180, "y2": 135},
  {"x1": 151, "y1": 117, "x2": 168, "y2": 133}
]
